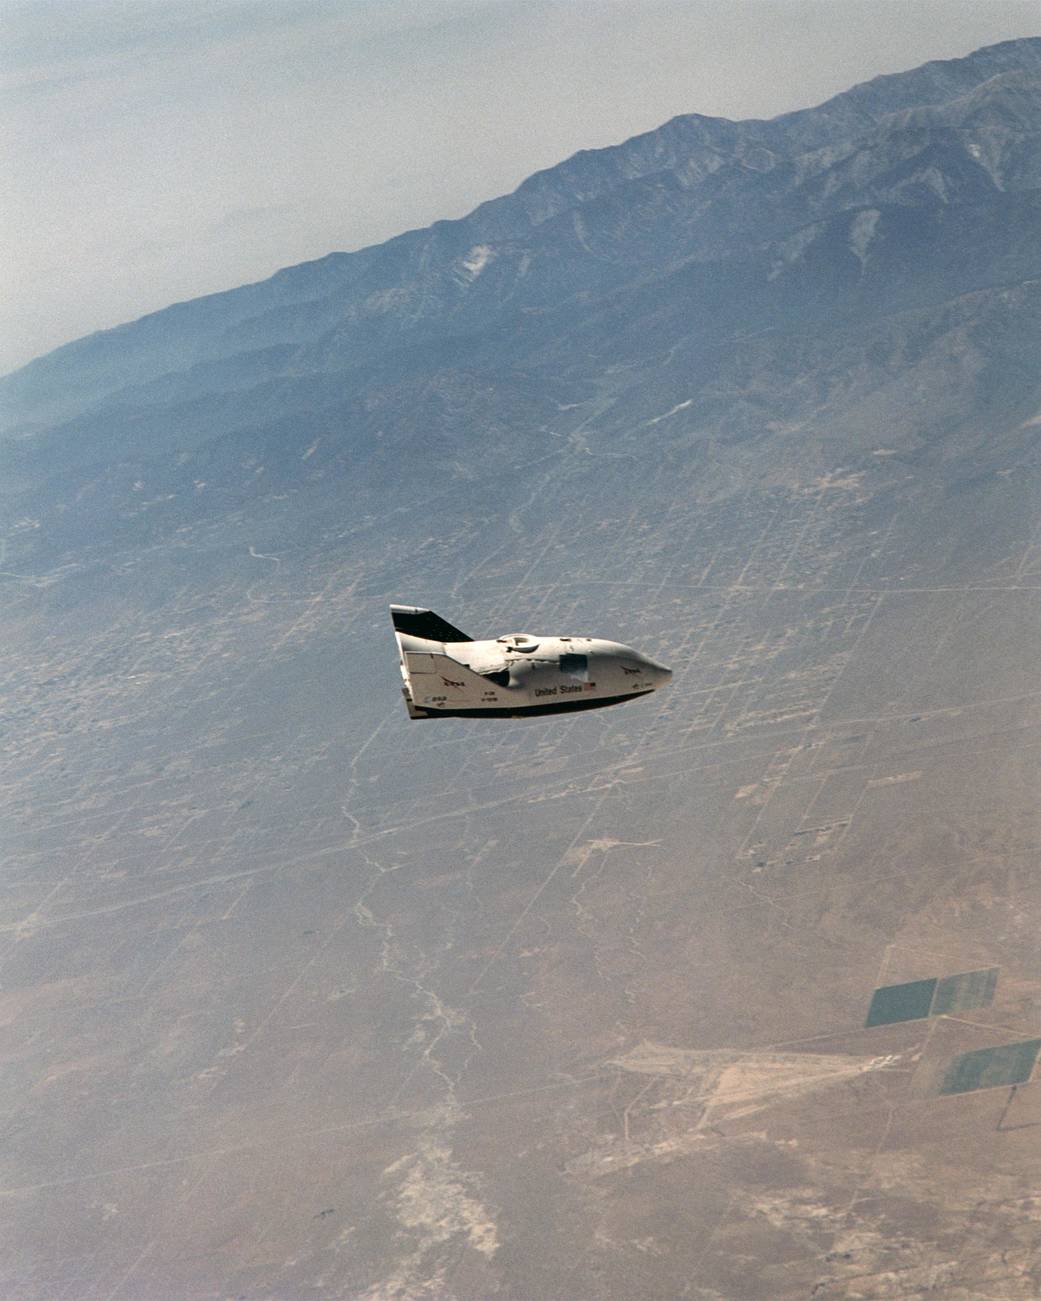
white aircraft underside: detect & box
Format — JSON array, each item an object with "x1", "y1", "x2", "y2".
[{"x1": 391, "y1": 604, "x2": 672, "y2": 720}]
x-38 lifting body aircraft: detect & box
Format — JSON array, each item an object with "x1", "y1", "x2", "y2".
[{"x1": 391, "y1": 604, "x2": 671, "y2": 720}]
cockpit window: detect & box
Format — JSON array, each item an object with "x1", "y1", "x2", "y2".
[{"x1": 559, "y1": 652, "x2": 588, "y2": 680}]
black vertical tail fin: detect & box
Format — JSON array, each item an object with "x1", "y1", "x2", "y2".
[{"x1": 389, "y1": 604, "x2": 472, "y2": 644}]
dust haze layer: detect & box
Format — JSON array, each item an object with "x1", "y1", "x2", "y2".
[{"x1": 2, "y1": 38, "x2": 1041, "y2": 1300}]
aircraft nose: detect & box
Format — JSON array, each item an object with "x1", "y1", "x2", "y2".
[
  {"x1": 616, "y1": 646, "x2": 672, "y2": 688},
  {"x1": 635, "y1": 653, "x2": 671, "y2": 687}
]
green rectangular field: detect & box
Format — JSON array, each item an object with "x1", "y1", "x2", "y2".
[
  {"x1": 940, "y1": 1039, "x2": 1041, "y2": 1095},
  {"x1": 930, "y1": 967, "x2": 998, "y2": 1016},
  {"x1": 865, "y1": 978, "x2": 937, "y2": 1027}
]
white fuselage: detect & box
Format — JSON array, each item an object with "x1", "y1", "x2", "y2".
[{"x1": 396, "y1": 628, "x2": 672, "y2": 719}]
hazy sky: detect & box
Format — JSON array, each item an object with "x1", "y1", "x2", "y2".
[{"x1": 2, "y1": 0, "x2": 1039, "y2": 375}]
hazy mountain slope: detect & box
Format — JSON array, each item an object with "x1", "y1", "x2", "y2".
[
  {"x1": 2, "y1": 38, "x2": 1038, "y2": 438},
  {"x1": 3, "y1": 41, "x2": 1040, "y2": 576}
]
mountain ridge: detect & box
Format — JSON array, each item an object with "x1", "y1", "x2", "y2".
[
  {"x1": 3, "y1": 37, "x2": 1039, "y2": 428},
  {"x1": 1, "y1": 37, "x2": 1040, "y2": 574}
]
